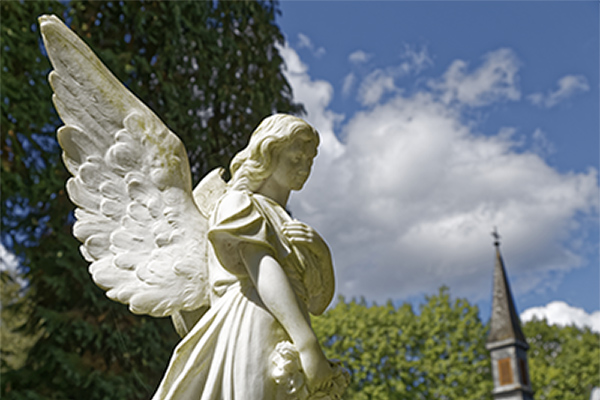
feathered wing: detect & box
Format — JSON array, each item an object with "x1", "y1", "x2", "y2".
[{"x1": 40, "y1": 14, "x2": 213, "y2": 317}]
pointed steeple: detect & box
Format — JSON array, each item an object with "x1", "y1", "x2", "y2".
[
  {"x1": 487, "y1": 233, "x2": 526, "y2": 345},
  {"x1": 486, "y1": 229, "x2": 533, "y2": 400}
]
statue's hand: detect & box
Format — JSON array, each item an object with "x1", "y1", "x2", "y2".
[
  {"x1": 297, "y1": 338, "x2": 335, "y2": 393},
  {"x1": 282, "y1": 220, "x2": 330, "y2": 258}
]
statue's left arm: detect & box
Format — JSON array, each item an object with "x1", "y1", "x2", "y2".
[{"x1": 240, "y1": 244, "x2": 335, "y2": 393}]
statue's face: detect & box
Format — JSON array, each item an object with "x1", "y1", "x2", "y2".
[{"x1": 270, "y1": 132, "x2": 318, "y2": 192}]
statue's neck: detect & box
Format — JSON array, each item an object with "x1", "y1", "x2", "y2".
[{"x1": 256, "y1": 177, "x2": 290, "y2": 207}]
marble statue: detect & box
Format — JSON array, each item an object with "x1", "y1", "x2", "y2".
[{"x1": 39, "y1": 14, "x2": 348, "y2": 400}]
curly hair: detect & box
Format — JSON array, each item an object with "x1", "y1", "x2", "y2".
[{"x1": 229, "y1": 114, "x2": 319, "y2": 192}]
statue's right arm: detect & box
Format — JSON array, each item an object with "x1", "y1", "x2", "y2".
[{"x1": 240, "y1": 244, "x2": 334, "y2": 392}]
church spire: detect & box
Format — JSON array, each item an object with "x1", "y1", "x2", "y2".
[
  {"x1": 486, "y1": 229, "x2": 533, "y2": 400},
  {"x1": 487, "y1": 230, "x2": 526, "y2": 345}
]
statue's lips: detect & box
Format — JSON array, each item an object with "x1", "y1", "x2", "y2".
[{"x1": 297, "y1": 169, "x2": 310, "y2": 178}]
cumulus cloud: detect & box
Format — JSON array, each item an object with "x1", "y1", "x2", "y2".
[
  {"x1": 349, "y1": 50, "x2": 372, "y2": 65},
  {"x1": 521, "y1": 301, "x2": 600, "y2": 333},
  {"x1": 280, "y1": 44, "x2": 598, "y2": 303},
  {"x1": 277, "y1": 43, "x2": 344, "y2": 160},
  {"x1": 429, "y1": 48, "x2": 520, "y2": 107},
  {"x1": 528, "y1": 74, "x2": 590, "y2": 108}
]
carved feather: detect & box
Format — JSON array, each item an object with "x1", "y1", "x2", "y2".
[{"x1": 39, "y1": 14, "x2": 220, "y2": 317}]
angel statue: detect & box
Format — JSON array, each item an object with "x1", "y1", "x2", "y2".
[{"x1": 39, "y1": 14, "x2": 348, "y2": 400}]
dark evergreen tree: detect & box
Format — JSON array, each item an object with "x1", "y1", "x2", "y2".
[{"x1": 1, "y1": 1, "x2": 302, "y2": 398}]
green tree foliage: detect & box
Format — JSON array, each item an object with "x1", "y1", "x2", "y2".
[
  {"x1": 524, "y1": 319, "x2": 600, "y2": 400},
  {"x1": 1, "y1": 1, "x2": 301, "y2": 398},
  {"x1": 312, "y1": 288, "x2": 600, "y2": 399},
  {"x1": 4, "y1": 2, "x2": 598, "y2": 399},
  {"x1": 312, "y1": 287, "x2": 493, "y2": 400}
]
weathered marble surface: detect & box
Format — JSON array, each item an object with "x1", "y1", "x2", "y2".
[{"x1": 39, "y1": 14, "x2": 348, "y2": 399}]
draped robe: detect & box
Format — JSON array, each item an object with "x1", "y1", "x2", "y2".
[{"x1": 153, "y1": 190, "x2": 334, "y2": 400}]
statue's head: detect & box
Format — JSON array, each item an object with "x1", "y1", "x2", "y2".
[{"x1": 229, "y1": 114, "x2": 319, "y2": 192}]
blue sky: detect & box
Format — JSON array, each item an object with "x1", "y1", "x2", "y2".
[
  {"x1": 275, "y1": 1, "x2": 599, "y2": 328},
  {"x1": 0, "y1": 1, "x2": 596, "y2": 330}
]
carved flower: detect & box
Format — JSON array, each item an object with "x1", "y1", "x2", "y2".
[
  {"x1": 271, "y1": 341, "x2": 350, "y2": 400},
  {"x1": 271, "y1": 341, "x2": 309, "y2": 399}
]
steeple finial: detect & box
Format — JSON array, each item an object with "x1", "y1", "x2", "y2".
[{"x1": 492, "y1": 226, "x2": 501, "y2": 248}]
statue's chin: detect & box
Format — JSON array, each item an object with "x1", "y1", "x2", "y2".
[
  {"x1": 292, "y1": 176, "x2": 310, "y2": 192},
  {"x1": 291, "y1": 182, "x2": 306, "y2": 192}
]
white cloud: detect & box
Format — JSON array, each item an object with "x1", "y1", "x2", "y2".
[
  {"x1": 280, "y1": 43, "x2": 598, "y2": 303},
  {"x1": 342, "y1": 73, "x2": 356, "y2": 97},
  {"x1": 296, "y1": 33, "x2": 326, "y2": 58},
  {"x1": 345, "y1": 44, "x2": 432, "y2": 101},
  {"x1": 277, "y1": 42, "x2": 344, "y2": 160},
  {"x1": 521, "y1": 301, "x2": 600, "y2": 333},
  {"x1": 429, "y1": 48, "x2": 521, "y2": 107},
  {"x1": 357, "y1": 69, "x2": 399, "y2": 106},
  {"x1": 531, "y1": 128, "x2": 556, "y2": 158},
  {"x1": 280, "y1": 44, "x2": 308, "y2": 75},
  {"x1": 352, "y1": 44, "x2": 432, "y2": 104},
  {"x1": 397, "y1": 43, "x2": 433, "y2": 75},
  {"x1": 528, "y1": 74, "x2": 590, "y2": 108},
  {"x1": 297, "y1": 33, "x2": 312, "y2": 50},
  {"x1": 314, "y1": 48, "x2": 326, "y2": 58},
  {"x1": 349, "y1": 50, "x2": 372, "y2": 65}
]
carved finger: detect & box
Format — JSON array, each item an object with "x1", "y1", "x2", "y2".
[
  {"x1": 283, "y1": 229, "x2": 314, "y2": 241},
  {"x1": 283, "y1": 222, "x2": 309, "y2": 232},
  {"x1": 283, "y1": 227, "x2": 311, "y2": 236},
  {"x1": 283, "y1": 225, "x2": 310, "y2": 233}
]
